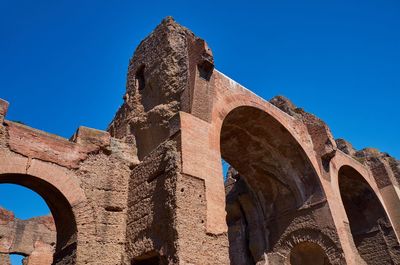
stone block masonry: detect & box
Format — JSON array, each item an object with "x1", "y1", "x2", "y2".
[
  {"x1": 0, "y1": 16, "x2": 399, "y2": 264},
  {"x1": 0, "y1": 207, "x2": 56, "y2": 265}
]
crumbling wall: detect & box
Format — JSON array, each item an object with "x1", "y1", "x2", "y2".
[
  {"x1": 225, "y1": 168, "x2": 344, "y2": 265},
  {"x1": 0, "y1": 16, "x2": 399, "y2": 265},
  {"x1": 124, "y1": 141, "x2": 180, "y2": 264},
  {"x1": 110, "y1": 17, "x2": 228, "y2": 265},
  {"x1": 108, "y1": 16, "x2": 213, "y2": 160},
  {"x1": 0, "y1": 207, "x2": 56, "y2": 265},
  {"x1": 0, "y1": 101, "x2": 138, "y2": 265},
  {"x1": 74, "y1": 137, "x2": 137, "y2": 265}
]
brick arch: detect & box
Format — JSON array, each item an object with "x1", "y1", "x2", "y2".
[
  {"x1": 184, "y1": 91, "x2": 326, "y2": 234},
  {"x1": 215, "y1": 104, "x2": 326, "y2": 263},
  {"x1": 334, "y1": 162, "x2": 400, "y2": 263},
  {"x1": 0, "y1": 212, "x2": 55, "y2": 265},
  {"x1": 179, "y1": 71, "x2": 344, "y2": 234},
  {"x1": 204, "y1": 90, "x2": 347, "y2": 263},
  {"x1": 179, "y1": 72, "x2": 381, "y2": 263},
  {"x1": 211, "y1": 93, "x2": 320, "y2": 179},
  {"x1": 217, "y1": 104, "x2": 323, "y2": 204},
  {"x1": 331, "y1": 152, "x2": 400, "y2": 243},
  {"x1": 289, "y1": 242, "x2": 331, "y2": 265},
  {"x1": 277, "y1": 228, "x2": 344, "y2": 265},
  {"x1": 0, "y1": 154, "x2": 94, "y2": 264},
  {"x1": 330, "y1": 153, "x2": 381, "y2": 202},
  {"x1": 330, "y1": 153, "x2": 400, "y2": 233},
  {"x1": 207, "y1": 93, "x2": 325, "y2": 206},
  {"x1": 211, "y1": 93, "x2": 320, "y2": 175}
]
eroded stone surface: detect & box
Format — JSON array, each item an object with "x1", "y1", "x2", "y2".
[
  {"x1": 0, "y1": 207, "x2": 56, "y2": 265},
  {"x1": 0, "y1": 17, "x2": 399, "y2": 265}
]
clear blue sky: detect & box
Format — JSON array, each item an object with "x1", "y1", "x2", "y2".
[{"x1": 0, "y1": 1, "x2": 399, "y2": 263}]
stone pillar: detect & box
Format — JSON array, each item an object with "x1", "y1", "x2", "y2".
[{"x1": 174, "y1": 112, "x2": 229, "y2": 265}]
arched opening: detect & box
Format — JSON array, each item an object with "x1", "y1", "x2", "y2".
[
  {"x1": 289, "y1": 242, "x2": 331, "y2": 265},
  {"x1": 338, "y1": 165, "x2": 400, "y2": 264},
  {"x1": 222, "y1": 106, "x2": 325, "y2": 264},
  {"x1": 222, "y1": 159, "x2": 230, "y2": 182},
  {"x1": 0, "y1": 183, "x2": 54, "y2": 264},
  {"x1": 10, "y1": 254, "x2": 25, "y2": 265},
  {"x1": 0, "y1": 174, "x2": 78, "y2": 264}
]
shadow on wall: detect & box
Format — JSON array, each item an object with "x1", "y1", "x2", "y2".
[
  {"x1": 221, "y1": 106, "x2": 326, "y2": 264},
  {"x1": 338, "y1": 166, "x2": 400, "y2": 264},
  {"x1": 290, "y1": 242, "x2": 331, "y2": 265}
]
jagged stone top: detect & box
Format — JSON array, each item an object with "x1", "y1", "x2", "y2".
[
  {"x1": 0, "y1": 206, "x2": 54, "y2": 224},
  {"x1": 270, "y1": 95, "x2": 397, "y2": 159},
  {"x1": 129, "y1": 16, "x2": 211, "y2": 69},
  {"x1": 336, "y1": 138, "x2": 399, "y2": 163},
  {"x1": 269, "y1": 95, "x2": 399, "y2": 187},
  {"x1": 269, "y1": 95, "x2": 326, "y2": 125},
  {"x1": 0, "y1": 206, "x2": 14, "y2": 222}
]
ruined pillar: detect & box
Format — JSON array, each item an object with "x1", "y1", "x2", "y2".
[
  {"x1": 0, "y1": 207, "x2": 56, "y2": 265},
  {"x1": 108, "y1": 17, "x2": 229, "y2": 264}
]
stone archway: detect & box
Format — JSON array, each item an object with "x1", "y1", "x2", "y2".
[
  {"x1": 0, "y1": 174, "x2": 77, "y2": 264},
  {"x1": 220, "y1": 106, "x2": 330, "y2": 264},
  {"x1": 0, "y1": 154, "x2": 93, "y2": 265},
  {"x1": 338, "y1": 165, "x2": 400, "y2": 264},
  {"x1": 289, "y1": 242, "x2": 330, "y2": 265},
  {"x1": 0, "y1": 205, "x2": 56, "y2": 265},
  {"x1": 276, "y1": 228, "x2": 344, "y2": 265}
]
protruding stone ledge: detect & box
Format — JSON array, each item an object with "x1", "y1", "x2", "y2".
[{"x1": 71, "y1": 126, "x2": 111, "y2": 150}]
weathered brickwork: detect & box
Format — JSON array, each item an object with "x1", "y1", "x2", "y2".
[
  {"x1": 0, "y1": 17, "x2": 399, "y2": 264},
  {"x1": 0, "y1": 207, "x2": 56, "y2": 265}
]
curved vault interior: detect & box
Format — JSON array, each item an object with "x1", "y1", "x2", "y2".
[{"x1": 221, "y1": 106, "x2": 324, "y2": 264}]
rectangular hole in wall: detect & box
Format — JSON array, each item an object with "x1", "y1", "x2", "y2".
[{"x1": 131, "y1": 251, "x2": 166, "y2": 265}]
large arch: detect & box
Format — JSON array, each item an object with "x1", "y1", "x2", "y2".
[
  {"x1": 221, "y1": 105, "x2": 323, "y2": 203},
  {"x1": 178, "y1": 72, "x2": 370, "y2": 264},
  {"x1": 338, "y1": 165, "x2": 400, "y2": 264},
  {"x1": 276, "y1": 228, "x2": 343, "y2": 265},
  {"x1": 0, "y1": 153, "x2": 92, "y2": 265},
  {"x1": 220, "y1": 106, "x2": 328, "y2": 264},
  {"x1": 0, "y1": 174, "x2": 76, "y2": 262},
  {"x1": 0, "y1": 196, "x2": 56, "y2": 265}
]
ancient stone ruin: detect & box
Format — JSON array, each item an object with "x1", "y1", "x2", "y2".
[
  {"x1": 0, "y1": 207, "x2": 56, "y2": 265},
  {"x1": 0, "y1": 17, "x2": 399, "y2": 264}
]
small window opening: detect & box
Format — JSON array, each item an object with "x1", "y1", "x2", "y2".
[
  {"x1": 10, "y1": 254, "x2": 25, "y2": 265},
  {"x1": 135, "y1": 65, "x2": 146, "y2": 91},
  {"x1": 131, "y1": 251, "x2": 167, "y2": 265},
  {"x1": 197, "y1": 60, "x2": 213, "y2": 81}
]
